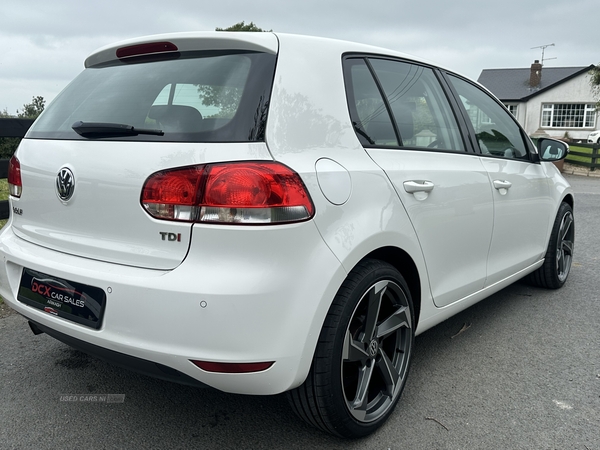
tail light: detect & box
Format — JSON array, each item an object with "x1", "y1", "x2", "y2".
[
  {"x1": 141, "y1": 161, "x2": 315, "y2": 225},
  {"x1": 8, "y1": 156, "x2": 22, "y2": 198}
]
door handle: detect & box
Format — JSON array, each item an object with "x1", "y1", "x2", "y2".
[
  {"x1": 493, "y1": 180, "x2": 512, "y2": 190},
  {"x1": 403, "y1": 180, "x2": 435, "y2": 193}
]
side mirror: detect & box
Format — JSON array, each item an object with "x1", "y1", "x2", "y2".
[{"x1": 537, "y1": 138, "x2": 569, "y2": 161}]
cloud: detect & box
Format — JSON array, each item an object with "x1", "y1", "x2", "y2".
[{"x1": 1, "y1": 0, "x2": 598, "y2": 113}]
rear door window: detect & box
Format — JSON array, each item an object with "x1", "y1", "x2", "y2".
[
  {"x1": 344, "y1": 56, "x2": 465, "y2": 152},
  {"x1": 344, "y1": 58, "x2": 398, "y2": 147},
  {"x1": 368, "y1": 59, "x2": 465, "y2": 152}
]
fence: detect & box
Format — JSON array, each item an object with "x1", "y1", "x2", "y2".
[
  {"x1": 566, "y1": 141, "x2": 600, "y2": 171},
  {"x1": 0, "y1": 118, "x2": 35, "y2": 220}
]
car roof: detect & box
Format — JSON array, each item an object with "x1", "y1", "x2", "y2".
[{"x1": 84, "y1": 31, "x2": 438, "y2": 70}]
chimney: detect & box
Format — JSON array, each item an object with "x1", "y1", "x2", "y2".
[{"x1": 530, "y1": 60, "x2": 542, "y2": 88}]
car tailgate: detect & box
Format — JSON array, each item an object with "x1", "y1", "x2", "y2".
[{"x1": 10, "y1": 139, "x2": 272, "y2": 270}]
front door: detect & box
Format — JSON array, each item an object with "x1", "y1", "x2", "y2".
[{"x1": 446, "y1": 75, "x2": 553, "y2": 285}]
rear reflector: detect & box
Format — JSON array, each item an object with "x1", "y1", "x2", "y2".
[
  {"x1": 116, "y1": 42, "x2": 178, "y2": 59},
  {"x1": 191, "y1": 360, "x2": 274, "y2": 374},
  {"x1": 8, "y1": 155, "x2": 22, "y2": 198},
  {"x1": 141, "y1": 161, "x2": 315, "y2": 225}
]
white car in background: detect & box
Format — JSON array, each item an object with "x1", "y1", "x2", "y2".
[
  {"x1": 0, "y1": 32, "x2": 574, "y2": 438},
  {"x1": 588, "y1": 130, "x2": 600, "y2": 144}
]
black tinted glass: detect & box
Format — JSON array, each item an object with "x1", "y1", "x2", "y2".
[
  {"x1": 344, "y1": 58, "x2": 398, "y2": 147},
  {"x1": 369, "y1": 59, "x2": 465, "y2": 151},
  {"x1": 28, "y1": 51, "x2": 276, "y2": 142},
  {"x1": 448, "y1": 75, "x2": 528, "y2": 159}
]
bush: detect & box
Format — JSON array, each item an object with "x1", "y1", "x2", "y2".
[
  {"x1": 0, "y1": 137, "x2": 20, "y2": 159},
  {"x1": 0, "y1": 96, "x2": 45, "y2": 158}
]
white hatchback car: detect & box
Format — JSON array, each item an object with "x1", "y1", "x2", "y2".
[{"x1": 1, "y1": 32, "x2": 574, "y2": 438}]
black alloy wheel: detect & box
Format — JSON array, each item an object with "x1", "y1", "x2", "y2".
[
  {"x1": 288, "y1": 259, "x2": 415, "y2": 438},
  {"x1": 528, "y1": 202, "x2": 574, "y2": 289}
]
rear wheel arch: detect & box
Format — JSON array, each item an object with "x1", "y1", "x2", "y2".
[
  {"x1": 288, "y1": 257, "x2": 416, "y2": 437},
  {"x1": 364, "y1": 246, "x2": 421, "y2": 327},
  {"x1": 295, "y1": 245, "x2": 422, "y2": 392}
]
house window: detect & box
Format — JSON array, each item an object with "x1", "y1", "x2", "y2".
[
  {"x1": 541, "y1": 103, "x2": 596, "y2": 128},
  {"x1": 504, "y1": 104, "x2": 518, "y2": 117}
]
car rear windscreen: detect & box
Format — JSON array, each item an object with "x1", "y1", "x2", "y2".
[{"x1": 28, "y1": 50, "x2": 276, "y2": 142}]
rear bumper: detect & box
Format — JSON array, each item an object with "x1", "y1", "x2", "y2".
[
  {"x1": 0, "y1": 223, "x2": 346, "y2": 395},
  {"x1": 28, "y1": 319, "x2": 210, "y2": 388}
]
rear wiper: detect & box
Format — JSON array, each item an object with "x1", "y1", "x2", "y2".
[{"x1": 72, "y1": 121, "x2": 164, "y2": 138}]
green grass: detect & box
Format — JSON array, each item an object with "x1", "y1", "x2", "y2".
[
  {"x1": 0, "y1": 178, "x2": 8, "y2": 198},
  {"x1": 566, "y1": 145, "x2": 597, "y2": 164}
]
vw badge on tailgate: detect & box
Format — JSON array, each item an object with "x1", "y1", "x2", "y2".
[{"x1": 56, "y1": 167, "x2": 75, "y2": 202}]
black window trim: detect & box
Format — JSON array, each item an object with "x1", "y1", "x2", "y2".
[
  {"x1": 433, "y1": 69, "x2": 479, "y2": 154},
  {"x1": 363, "y1": 58, "x2": 404, "y2": 146},
  {"x1": 342, "y1": 52, "x2": 473, "y2": 155}
]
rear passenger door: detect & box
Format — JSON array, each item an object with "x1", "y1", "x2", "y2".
[
  {"x1": 344, "y1": 57, "x2": 494, "y2": 308},
  {"x1": 445, "y1": 75, "x2": 554, "y2": 286}
]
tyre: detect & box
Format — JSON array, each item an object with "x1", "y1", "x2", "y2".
[
  {"x1": 527, "y1": 202, "x2": 574, "y2": 289},
  {"x1": 288, "y1": 259, "x2": 414, "y2": 438}
]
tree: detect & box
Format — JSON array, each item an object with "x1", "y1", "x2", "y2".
[
  {"x1": 215, "y1": 21, "x2": 271, "y2": 32},
  {"x1": 196, "y1": 23, "x2": 271, "y2": 118},
  {"x1": 197, "y1": 85, "x2": 243, "y2": 119},
  {"x1": 0, "y1": 108, "x2": 19, "y2": 158},
  {"x1": 17, "y1": 95, "x2": 45, "y2": 119},
  {"x1": 0, "y1": 96, "x2": 46, "y2": 158},
  {"x1": 0, "y1": 136, "x2": 20, "y2": 159},
  {"x1": 591, "y1": 64, "x2": 600, "y2": 108}
]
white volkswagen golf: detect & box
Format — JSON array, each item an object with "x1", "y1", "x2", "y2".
[{"x1": 0, "y1": 32, "x2": 574, "y2": 438}]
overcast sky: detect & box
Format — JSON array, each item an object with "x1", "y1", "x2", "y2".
[{"x1": 1, "y1": 0, "x2": 598, "y2": 114}]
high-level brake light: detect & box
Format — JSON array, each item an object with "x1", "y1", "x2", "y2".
[{"x1": 116, "y1": 42, "x2": 178, "y2": 59}]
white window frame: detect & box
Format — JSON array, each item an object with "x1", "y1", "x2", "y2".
[
  {"x1": 504, "y1": 104, "x2": 518, "y2": 117},
  {"x1": 541, "y1": 103, "x2": 596, "y2": 129}
]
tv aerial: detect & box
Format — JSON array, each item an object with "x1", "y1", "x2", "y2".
[{"x1": 531, "y1": 43, "x2": 557, "y2": 65}]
